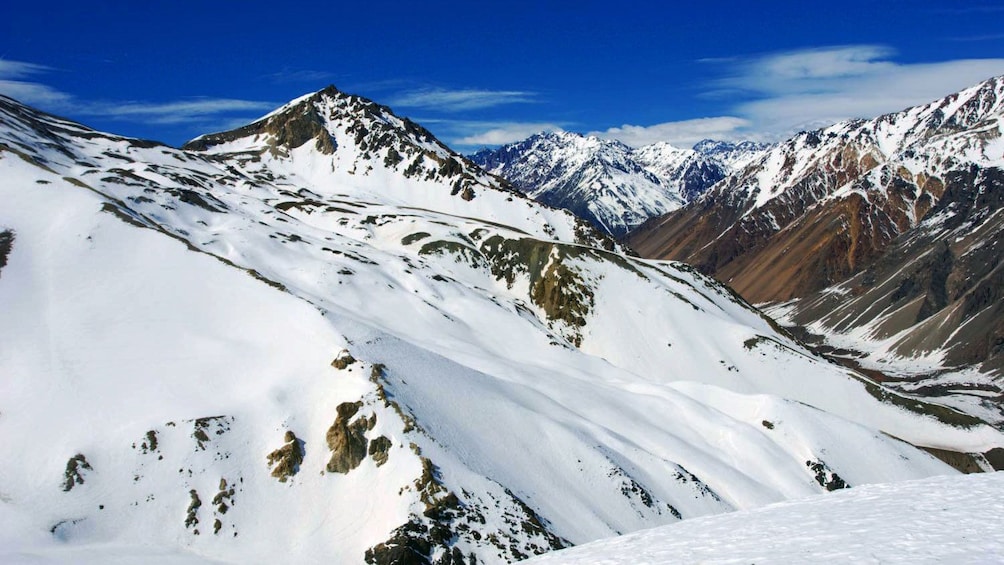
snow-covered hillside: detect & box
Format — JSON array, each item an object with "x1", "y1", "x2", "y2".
[
  {"x1": 470, "y1": 132, "x2": 766, "y2": 237},
  {"x1": 0, "y1": 89, "x2": 1001, "y2": 564},
  {"x1": 528, "y1": 471, "x2": 1004, "y2": 564}
]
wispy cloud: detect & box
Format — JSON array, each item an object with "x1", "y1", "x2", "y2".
[
  {"x1": 454, "y1": 122, "x2": 563, "y2": 146},
  {"x1": 590, "y1": 116, "x2": 754, "y2": 148},
  {"x1": 389, "y1": 88, "x2": 537, "y2": 111},
  {"x1": 412, "y1": 118, "x2": 564, "y2": 149},
  {"x1": 93, "y1": 99, "x2": 275, "y2": 124},
  {"x1": 0, "y1": 58, "x2": 274, "y2": 128},
  {"x1": 0, "y1": 60, "x2": 53, "y2": 78},
  {"x1": 706, "y1": 46, "x2": 1004, "y2": 140},
  {"x1": 589, "y1": 46, "x2": 1004, "y2": 148},
  {"x1": 263, "y1": 68, "x2": 334, "y2": 84},
  {"x1": 0, "y1": 59, "x2": 75, "y2": 107},
  {"x1": 945, "y1": 33, "x2": 1004, "y2": 42},
  {"x1": 929, "y1": 5, "x2": 1004, "y2": 14}
]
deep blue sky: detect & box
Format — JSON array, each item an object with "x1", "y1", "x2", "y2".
[{"x1": 2, "y1": 1, "x2": 1003, "y2": 150}]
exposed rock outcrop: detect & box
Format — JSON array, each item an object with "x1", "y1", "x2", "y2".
[{"x1": 326, "y1": 402, "x2": 374, "y2": 473}]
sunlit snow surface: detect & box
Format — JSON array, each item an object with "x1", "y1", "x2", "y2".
[{"x1": 528, "y1": 472, "x2": 1004, "y2": 564}]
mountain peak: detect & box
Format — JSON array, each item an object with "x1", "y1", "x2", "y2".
[{"x1": 182, "y1": 85, "x2": 416, "y2": 155}]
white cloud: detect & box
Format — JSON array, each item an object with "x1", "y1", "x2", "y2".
[
  {"x1": 454, "y1": 122, "x2": 562, "y2": 146},
  {"x1": 0, "y1": 60, "x2": 53, "y2": 79},
  {"x1": 95, "y1": 99, "x2": 275, "y2": 123},
  {"x1": 0, "y1": 59, "x2": 74, "y2": 108},
  {"x1": 737, "y1": 45, "x2": 897, "y2": 87},
  {"x1": 597, "y1": 47, "x2": 1004, "y2": 147},
  {"x1": 589, "y1": 116, "x2": 754, "y2": 148},
  {"x1": 719, "y1": 46, "x2": 1004, "y2": 137},
  {"x1": 263, "y1": 69, "x2": 334, "y2": 84},
  {"x1": 390, "y1": 88, "x2": 536, "y2": 111},
  {"x1": 0, "y1": 58, "x2": 274, "y2": 128},
  {"x1": 0, "y1": 79, "x2": 75, "y2": 107}
]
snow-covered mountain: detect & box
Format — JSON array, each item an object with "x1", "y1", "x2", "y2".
[
  {"x1": 634, "y1": 140, "x2": 765, "y2": 202},
  {"x1": 1, "y1": 89, "x2": 1001, "y2": 564},
  {"x1": 529, "y1": 472, "x2": 1004, "y2": 564},
  {"x1": 470, "y1": 132, "x2": 766, "y2": 237},
  {"x1": 184, "y1": 86, "x2": 615, "y2": 251},
  {"x1": 631, "y1": 76, "x2": 1004, "y2": 415}
]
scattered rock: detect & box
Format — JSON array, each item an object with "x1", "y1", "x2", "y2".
[
  {"x1": 0, "y1": 230, "x2": 13, "y2": 277},
  {"x1": 806, "y1": 459, "x2": 849, "y2": 491},
  {"x1": 212, "y1": 477, "x2": 236, "y2": 514},
  {"x1": 267, "y1": 431, "x2": 305, "y2": 482},
  {"x1": 369, "y1": 435, "x2": 393, "y2": 467},
  {"x1": 185, "y1": 489, "x2": 202, "y2": 530},
  {"x1": 141, "y1": 430, "x2": 158, "y2": 453},
  {"x1": 326, "y1": 402, "x2": 372, "y2": 473},
  {"x1": 62, "y1": 454, "x2": 92, "y2": 492},
  {"x1": 331, "y1": 350, "x2": 357, "y2": 370}
]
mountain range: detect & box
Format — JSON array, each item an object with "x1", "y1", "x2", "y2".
[
  {"x1": 630, "y1": 75, "x2": 1004, "y2": 423},
  {"x1": 2, "y1": 84, "x2": 1000, "y2": 563},
  {"x1": 469, "y1": 132, "x2": 766, "y2": 237}
]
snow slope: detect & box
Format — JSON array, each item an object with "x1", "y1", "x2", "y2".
[
  {"x1": 0, "y1": 90, "x2": 1000, "y2": 563},
  {"x1": 528, "y1": 471, "x2": 1004, "y2": 564}
]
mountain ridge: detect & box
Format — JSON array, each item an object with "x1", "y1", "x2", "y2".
[{"x1": 470, "y1": 131, "x2": 767, "y2": 237}]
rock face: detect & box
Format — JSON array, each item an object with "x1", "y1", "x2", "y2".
[
  {"x1": 785, "y1": 165, "x2": 1004, "y2": 380},
  {"x1": 631, "y1": 75, "x2": 1004, "y2": 394},
  {"x1": 267, "y1": 431, "x2": 305, "y2": 482},
  {"x1": 470, "y1": 133, "x2": 766, "y2": 238},
  {"x1": 326, "y1": 402, "x2": 373, "y2": 474},
  {"x1": 0, "y1": 230, "x2": 13, "y2": 276},
  {"x1": 62, "y1": 454, "x2": 92, "y2": 492}
]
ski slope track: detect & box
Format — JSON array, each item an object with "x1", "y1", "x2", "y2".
[{"x1": 0, "y1": 88, "x2": 1001, "y2": 564}]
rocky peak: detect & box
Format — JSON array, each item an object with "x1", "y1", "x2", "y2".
[{"x1": 182, "y1": 85, "x2": 440, "y2": 158}]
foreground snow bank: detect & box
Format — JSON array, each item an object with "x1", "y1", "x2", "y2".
[{"x1": 528, "y1": 472, "x2": 1004, "y2": 564}]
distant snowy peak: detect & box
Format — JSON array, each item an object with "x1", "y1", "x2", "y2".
[
  {"x1": 470, "y1": 132, "x2": 764, "y2": 237},
  {"x1": 692, "y1": 139, "x2": 772, "y2": 169},
  {"x1": 632, "y1": 140, "x2": 770, "y2": 203},
  {"x1": 471, "y1": 131, "x2": 683, "y2": 237},
  {"x1": 470, "y1": 130, "x2": 644, "y2": 195}
]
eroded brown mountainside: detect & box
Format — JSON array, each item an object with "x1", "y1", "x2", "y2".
[{"x1": 630, "y1": 75, "x2": 1004, "y2": 385}]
